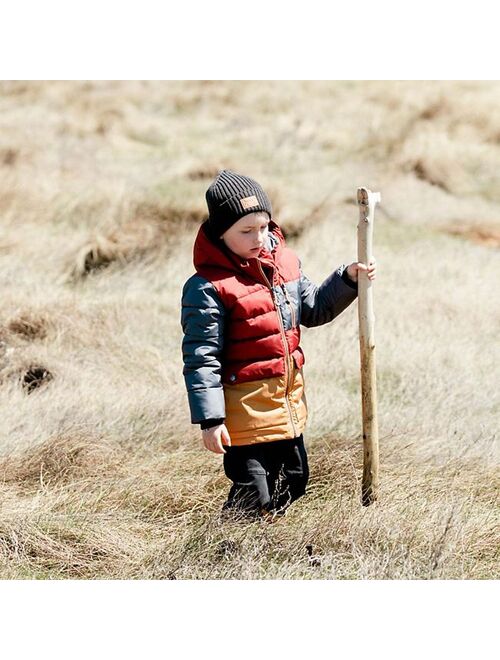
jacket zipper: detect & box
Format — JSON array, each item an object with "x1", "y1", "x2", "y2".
[{"x1": 257, "y1": 262, "x2": 298, "y2": 437}]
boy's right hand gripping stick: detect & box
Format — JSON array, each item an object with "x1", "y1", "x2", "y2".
[{"x1": 356, "y1": 187, "x2": 381, "y2": 506}]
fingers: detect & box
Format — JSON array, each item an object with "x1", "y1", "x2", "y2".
[
  {"x1": 205, "y1": 435, "x2": 226, "y2": 454},
  {"x1": 358, "y1": 257, "x2": 377, "y2": 281},
  {"x1": 202, "y1": 429, "x2": 227, "y2": 454},
  {"x1": 221, "y1": 425, "x2": 232, "y2": 447},
  {"x1": 214, "y1": 437, "x2": 226, "y2": 454}
]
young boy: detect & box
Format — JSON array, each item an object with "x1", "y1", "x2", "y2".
[{"x1": 181, "y1": 170, "x2": 376, "y2": 521}]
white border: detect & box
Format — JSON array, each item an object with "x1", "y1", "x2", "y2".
[{"x1": 1, "y1": 1, "x2": 497, "y2": 79}]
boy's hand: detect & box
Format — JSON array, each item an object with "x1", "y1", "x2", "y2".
[
  {"x1": 346, "y1": 257, "x2": 377, "y2": 283},
  {"x1": 202, "y1": 424, "x2": 232, "y2": 454}
]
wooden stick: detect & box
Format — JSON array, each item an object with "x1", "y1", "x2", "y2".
[{"x1": 356, "y1": 187, "x2": 380, "y2": 506}]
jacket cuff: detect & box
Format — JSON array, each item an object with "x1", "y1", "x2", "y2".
[
  {"x1": 341, "y1": 267, "x2": 358, "y2": 290},
  {"x1": 200, "y1": 418, "x2": 225, "y2": 430},
  {"x1": 188, "y1": 386, "x2": 226, "y2": 424}
]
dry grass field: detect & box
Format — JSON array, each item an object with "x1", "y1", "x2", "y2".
[{"x1": 0, "y1": 80, "x2": 498, "y2": 579}]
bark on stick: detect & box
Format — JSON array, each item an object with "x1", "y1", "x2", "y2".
[{"x1": 357, "y1": 187, "x2": 380, "y2": 506}]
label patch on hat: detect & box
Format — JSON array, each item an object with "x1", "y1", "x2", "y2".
[{"x1": 240, "y1": 195, "x2": 258, "y2": 210}]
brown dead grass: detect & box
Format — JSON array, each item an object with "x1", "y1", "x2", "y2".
[
  {"x1": 0, "y1": 81, "x2": 498, "y2": 579},
  {"x1": 0, "y1": 435, "x2": 496, "y2": 580},
  {"x1": 0, "y1": 433, "x2": 126, "y2": 487},
  {"x1": 6, "y1": 309, "x2": 54, "y2": 340},
  {"x1": 68, "y1": 201, "x2": 206, "y2": 280},
  {"x1": 186, "y1": 164, "x2": 223, "y2": 181},
  {"x1": 1, "y1": 147, "x2": 19, "y2": 166}
]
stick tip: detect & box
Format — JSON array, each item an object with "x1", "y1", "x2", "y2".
[
  {"x1": 357, "y1": 188, "x2": 381, "y2": 206},
  {"x1": 357, "y1": 188, "x2": 369, "y2": 205}
]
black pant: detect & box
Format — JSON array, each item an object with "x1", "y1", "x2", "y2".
[{"x1": 222, "y1": 435, "x2": 309, "y2": 516}]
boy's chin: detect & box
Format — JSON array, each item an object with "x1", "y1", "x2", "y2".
[{"x1": 233, "y1": 249, "x2": 259, "y2": 260}]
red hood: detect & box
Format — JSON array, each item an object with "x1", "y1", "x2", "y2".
[{"x1": 193, "y1": 219, "x2": 285, "y2": 282}]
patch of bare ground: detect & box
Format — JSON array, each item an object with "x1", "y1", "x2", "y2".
[
  {"x1": 443, "y1": 223, "x2": 500, "y2": 248},
  {"x1": 20, "y1": 365, "x2": 53, "y2": 393},
  {"x1": 0, "y1": 359, "x2": 54, "y2": 394}
]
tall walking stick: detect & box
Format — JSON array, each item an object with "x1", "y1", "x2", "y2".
[{"x1": 357, "y1": 187, "x2": 380, "y2": 506}]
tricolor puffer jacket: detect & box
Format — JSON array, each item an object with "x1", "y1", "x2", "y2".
[{"x1": 181, "y1": 218, "x2": 358, "y2": 446}]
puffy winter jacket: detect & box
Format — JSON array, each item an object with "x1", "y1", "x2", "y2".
[{"x1": 181, "y1": 219, "x2": 358, "y2": 445}]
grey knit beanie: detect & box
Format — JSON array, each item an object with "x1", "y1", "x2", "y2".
[{"x1": 205, "y1": 169, "x2": 272, "y2": 239}]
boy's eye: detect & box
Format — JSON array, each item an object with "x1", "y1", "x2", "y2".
[{"x1": 242, "y1": 225, "x2": 269, "y2": 234}]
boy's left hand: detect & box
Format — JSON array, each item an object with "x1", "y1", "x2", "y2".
[{"x1": 346, "y1": 257, "x2": 377, "y2": 283}]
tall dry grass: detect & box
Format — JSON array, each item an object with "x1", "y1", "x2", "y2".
[{"x1": 0, "y1": 81, "x2": 498, "y2": 579}]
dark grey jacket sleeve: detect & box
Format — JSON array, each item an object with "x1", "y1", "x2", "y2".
[
  {"x1": 181, "y1": 274, "x2": 226, "y2": 424},
  {"x1": 299, "y1": 262, "x2": 358, "y2": 328}
]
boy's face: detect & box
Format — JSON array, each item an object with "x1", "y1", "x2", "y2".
[{"x1": 221, "y1": 212, "x2": 270, "y2": 260}]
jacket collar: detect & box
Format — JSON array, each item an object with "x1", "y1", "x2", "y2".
[{"x1": 193, "y1": 219, "x2": 284, "y2": 283}]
